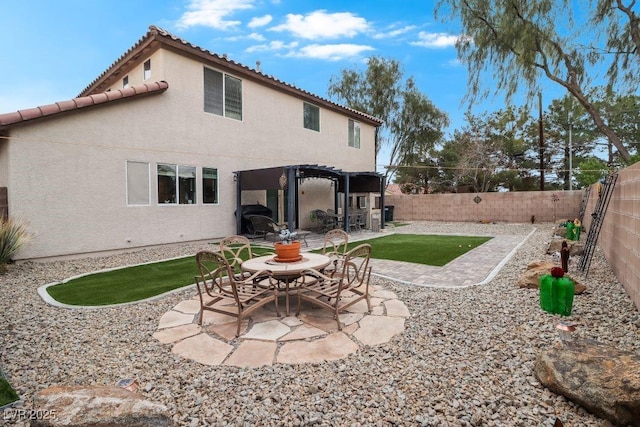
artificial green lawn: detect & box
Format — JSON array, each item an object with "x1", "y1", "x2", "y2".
[
  {"x1": 46, "y1": 246, "x2": 274, "y2": 306},
  {"x1": 0, "y1": 375, "x2": 19, "y2": 407},
  {"x1": 338, "y1": 234, "x2": 491, "y2": 267},
  {"x1": 46, "y1": 235, "x2": 490, "y2": 306}
]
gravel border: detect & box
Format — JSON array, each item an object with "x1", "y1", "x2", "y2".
[{"x1": 1, "y1": 221, "x2": 638, "y2": 426}]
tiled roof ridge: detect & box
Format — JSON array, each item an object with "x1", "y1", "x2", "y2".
[
  {"x1": 81, "y1": 25, "x2": 383, "y2": 125},
  {"x1": 0, "y1": 81, "x2": 169, "y2": 128}
]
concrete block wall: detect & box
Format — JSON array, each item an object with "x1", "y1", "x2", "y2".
[
  {"x1": 582, "y1": 162, "x2": 640, "y2": 310},
  {"x1": 385, "y1": 190, "x2": 583, "y2": 224}
]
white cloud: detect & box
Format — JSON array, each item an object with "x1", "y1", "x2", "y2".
[
  {"x1": 248, "y1": 14, "x2": 272, "y2": 28},
  {"x1": 410, "y1": 31, "x2": 460, "y2": 48},
  {"x1": 270, "y1": 10, "x2": 369, "y2": 39},
  {"x1": 246, "y1": 40, "x2": 298, "y2": 53},
  {"x1": 248, "y1": 32, "x2": 266, "y2": 41},
  {"x1": 290, "y1": 44, "x2": 375, "y2": 61},
  {"x1": 372, "y1": 25, "x2": 417, "y2": 40},
  {"x1": 176, "y1": 0, "x2": 255, "y2": 30}
]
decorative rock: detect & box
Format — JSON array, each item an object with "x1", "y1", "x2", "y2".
[
  {"x1": 534, "y1": 340, "x2": 640, "y2": 426},
  {"x1": 31, "y1": 385, "x2": 173, "y2": 427},
  {"x1": 547, "y1": 240, "x2": 584, "y2": 256},
  {"x1": 517, "y1": 261, "x2": 586, "y2": 294}
]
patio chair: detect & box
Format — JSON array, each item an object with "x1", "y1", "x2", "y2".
[
  {"x1": 312, "y1": 209, "x2": 336, "y2": 233},
  {"x1": 321, "y1": 229, "x2": 349, "y2": 277},
  {"x1": 195, "y1": 250, "x2": 278, "y2": 337},
  {"x1": 296, "y1": 243, "x2": 372, "y2": 330},
  {"x1": 247, "y1": 215, "x2": 288, "y2": 242},
  {"x1": 219, "y1": 235, "x2": 273, "y2": 280},
  {"x1": 349, "y1": 211, "x2": 362, "y2": 233}
]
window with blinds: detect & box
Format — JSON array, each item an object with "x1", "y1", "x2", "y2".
[
  {"x1": 126, "y1": 161, "x2": 150, "y2": 205},
  {"x1": 204, "y1": 67, "x2": 242, "y2": 120}
]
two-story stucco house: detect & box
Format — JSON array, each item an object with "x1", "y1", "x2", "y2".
[{"x1": 0, "y1": 26, "x2": 384, "y2": 260}]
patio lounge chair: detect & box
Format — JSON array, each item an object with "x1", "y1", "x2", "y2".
[
  {"x1": 247, "y1": 215, "x2": 288, "y2": 242},
  {"x1": 311, "y1": 209, "x2": 336, "y2": 233},
  {"x1": 296, "y1": 243, "x2": 372, "y2": 330},
  {"x1": 195, "y1": 250, "x2": 278, "y2": 337}
]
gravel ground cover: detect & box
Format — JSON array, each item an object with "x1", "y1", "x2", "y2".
[{"x1": 0, "y1": 222, "x2": 638, "y2": 426}]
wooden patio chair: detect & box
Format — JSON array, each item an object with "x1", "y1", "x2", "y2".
[
  {"x1": 296, "y1": 243, "x2": 372, "y2": 330},
  {"x1": 195, "y1": 250, "x2": 278, "y2": 336},
  {"x1": 247, "y1": 215, "x2": 288, "y2": 242}
]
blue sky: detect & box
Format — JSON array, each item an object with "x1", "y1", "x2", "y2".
[{"x1": 0, "y1": 0, "x2": 564, "y2": 168}]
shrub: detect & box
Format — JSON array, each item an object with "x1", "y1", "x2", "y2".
[{"x1": 0, "y1": 217, "x2": 31, "y2": 272}]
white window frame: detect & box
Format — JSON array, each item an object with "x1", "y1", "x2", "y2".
[
  {"x1": 157, "y1": 163, "x2": 197, "y2": 205},
  {"x1": 202, "y1": 167, "x2": 219, "y2": 204},
  {"x1": 303, "y1": 102, "x2": 320, "y2": 131},
  {"x1": 123, "y1": 75, "x2": 129, "y2": 89},
  {"x1": 203, "y1": 67, "x2": 243, "y2": 120},
  {"x1": 143, "y1": 59, "x2": 151, "y2": 80},
  {"x1": 126, "y1": 161, "x2": 150, "y2": 206},
  {"x1": 348, "y1": 119, "x2": 360, "y2": 148}
]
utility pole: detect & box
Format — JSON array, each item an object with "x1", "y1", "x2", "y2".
[
  {"x1": 539, "y1": 93, "x2": 545, "y2": 191},
  {"x1": 568, "y1": 115, "x2": 573, "y2": 190}
]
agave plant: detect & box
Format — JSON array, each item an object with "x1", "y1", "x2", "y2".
[{"x1": 0, "y1": 217, "x2": 31, "y2": 272}]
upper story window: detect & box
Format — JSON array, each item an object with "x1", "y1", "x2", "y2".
[
  {"x1": 303, "y1": 102, "x2": 320, "y2": 131},
  {"x1": 123, "y1": 76, "x2": 129, "y2": 89},
  {"x1": 348, "y1": 119, "x2": 361, "y2": 148},
  {"x1": 143, "y1": 59, "x2": 151, "y2": 80},
  {"x1": 204, "y1": 67, "x2": 243, "y2": 120}
]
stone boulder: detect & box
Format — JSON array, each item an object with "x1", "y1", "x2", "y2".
[
  {"x1": 517, "y1": 261, "x2": 586, "y2": 294},
  {"x1": 31, "y1": 385, "x2": 174, "y2": 427},
  {"x1": 535, "y1": 340, "x2": 640, "y2": 426},
  {"x1": 547, "y1": 239, "x2": 584, "y2": 256}
]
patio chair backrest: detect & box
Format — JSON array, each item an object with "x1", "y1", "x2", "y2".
[
  {"x1": 322, "y1": 229, "x2": 349, "y2": 258},
  {"x1": 195, "y1": 250, "x2": 238, "y2": 302},
  {"x1": 219, "y1": 235, "x2": 253, "y2": 274},
  {"x1": 338, "y1": 243, "x2": 372, "y2": 289}
]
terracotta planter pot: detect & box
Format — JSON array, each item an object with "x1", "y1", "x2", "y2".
[{"x1": 274, "y1": 241, "x2": 302, "y2": 262}]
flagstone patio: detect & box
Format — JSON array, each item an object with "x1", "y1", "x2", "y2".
[{"x1": 153, "y1": 284, "x2": 410, "y2": 367}]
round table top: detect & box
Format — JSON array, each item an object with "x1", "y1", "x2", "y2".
[{"x1": 242, "y1": 252, "x2": 331, "y2": 275}]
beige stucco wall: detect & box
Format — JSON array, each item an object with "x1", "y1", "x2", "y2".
[
  {"x1": 4, "y1": 48, "x2": 377, "y2": 260},
  {"x1": 581, "y1": 162, "x2": 640, "y2": 310},
  {"x1": 386, "y1": 190, "x2": 583, "y2": 223}
]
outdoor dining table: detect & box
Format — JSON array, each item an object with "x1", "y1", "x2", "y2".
[{"x1": 241, "y1": 253, "x2": 331, "y2": 315}]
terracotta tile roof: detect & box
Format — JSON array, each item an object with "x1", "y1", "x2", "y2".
[
  {"x1": 80, "y1": 25, "x2": 383, "y2": 126},
  {"x1": 0, "y1": 81, "x2": 168, "y2": 128}
]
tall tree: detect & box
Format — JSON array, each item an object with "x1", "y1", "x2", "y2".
[
  {"x1": 436, "y1": 0, "x2": 634, "y2": 163},
  {"x1": 328, "y1": 57, "x2": 402, "y2": 156},
  {"x1": 590, "y1": 0, "x2": 640, "y2": 88},
  {"x1": 328, "y1": 57, "x2": 448, "y2": 183},
  {"x1": 433, "y1": 108, "x2": 537, "y2": 192}
]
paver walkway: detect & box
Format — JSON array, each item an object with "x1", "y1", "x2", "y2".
[{"x1": 154, "y1": 227, "x2": 535, "y2": 367}]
